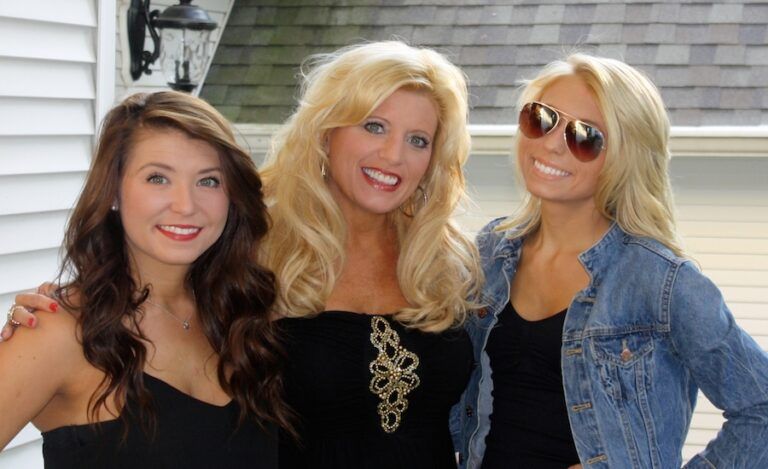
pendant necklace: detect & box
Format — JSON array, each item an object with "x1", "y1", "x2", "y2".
[{"x1": 145, "y1": 299, "x2": 193, "y2": 331}]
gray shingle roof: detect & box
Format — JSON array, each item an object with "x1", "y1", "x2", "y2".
[{"x1": 201, "y1": 1, "x2": 768, "y2": 126}]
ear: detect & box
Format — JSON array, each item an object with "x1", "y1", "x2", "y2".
[{"x1": 322, "y1": 129, "x2": 333, "y2": 154}]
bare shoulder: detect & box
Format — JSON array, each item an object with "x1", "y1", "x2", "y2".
[
  {"x1": 0, "y1": 306, "x2": 83, "y2": 373},
  {"x1": 0, "y1": 307, "x2": 88, "y2": 447}
]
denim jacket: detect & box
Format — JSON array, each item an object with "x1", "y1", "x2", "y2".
[{"x1": 451, "y1": 218, "x2": 768, "y2": 469}]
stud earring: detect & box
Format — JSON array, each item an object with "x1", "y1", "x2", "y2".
[{"x1": 321, "y1": 162, "x2": 327, "y2": 178}]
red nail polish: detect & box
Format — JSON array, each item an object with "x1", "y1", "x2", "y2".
[
  {"x1": 28, "y1": 318, "x2": 36, "y2": 327},
  {"x1": 50, "y1": 302, "x2": 59, "y2": 313}
]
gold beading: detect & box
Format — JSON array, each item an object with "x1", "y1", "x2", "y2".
[{"x1": 368, "y1": 316, "x2": 420, "y2": 433}]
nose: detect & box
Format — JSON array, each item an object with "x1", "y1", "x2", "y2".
[
  {"x1": 170, "y1": 182, "x2": 196, "y2": 215},
  {"x1": 542, "y1": 119, "x2": 568, "y2": 156},
  {"x1": 379, "y1": 134, "x2": 406, "y2": 165}
]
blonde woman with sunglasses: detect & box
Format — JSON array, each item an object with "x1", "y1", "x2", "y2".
[{"x1": 451, "y1": 54, "x2": 768, "y2": 468}]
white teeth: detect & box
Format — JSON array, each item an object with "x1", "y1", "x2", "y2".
[
  {"x1": 159, "y1": 225, "x2": 200, "y2": 235},
  {"x1": 362, "y1": 168, "x2": 399, "y2": 186},
  {"x1": 534, "y1": 159, "x2": 571, "y2": 177}
]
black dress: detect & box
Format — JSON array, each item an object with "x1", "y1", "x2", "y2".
[
  {"x1": 278, "y1": 311, "x2": 473, "y2": 469},
  {"x1": 42, "y1": 373, "x2": 277, "y2": 469}
]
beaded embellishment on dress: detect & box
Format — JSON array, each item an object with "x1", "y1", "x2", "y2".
[{"x1": 368, "y1": 316, "x2": 420, "y2": 433}]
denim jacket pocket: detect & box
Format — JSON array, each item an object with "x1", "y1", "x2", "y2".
[
  {"x1": 589, "y1": 332, "x2": 655, "y2": 401},
  {"x1": 588, "y1": 331, "x2": 663, "y2": 469}
]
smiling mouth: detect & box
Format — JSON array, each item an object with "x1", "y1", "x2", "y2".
[
  {"x1": 362, "y1": 167, "x2": 401, "y2": 187},
  {"x1": 533, "y1": 159, "x2": 571, "y2": 177},
  {"x1": 157, "y1": 225, "x2": 202, "y2": 240}
]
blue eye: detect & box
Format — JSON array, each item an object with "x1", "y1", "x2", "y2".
[
  {"x1": 363, "y1": 121, "x2": 385, "y2": 134},
  {"x1": 198, "y1": 176, "x2": 221, "y2": 188},
  {"x1": 407, "y1": 135, "x2": 430, "y2": 149},
  {"x1": 147, "y1": 173, "x2": 168, "y2": 184}
]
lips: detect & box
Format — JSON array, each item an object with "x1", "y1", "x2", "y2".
[
  {"x1": 156, "y1": 224, "x2": 202, "y2": 241},
  {"x1": 362, "y1": 167, "x2": 401, "y2": 191}
]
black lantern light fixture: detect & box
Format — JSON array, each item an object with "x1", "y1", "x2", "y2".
[{"x1": 127, "y1": 0, "x2": 218, "y2": 92}]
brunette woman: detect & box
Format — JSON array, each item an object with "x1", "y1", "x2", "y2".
[{"x1": 0, "y1": 92, "x2": 291, "y2": 467}]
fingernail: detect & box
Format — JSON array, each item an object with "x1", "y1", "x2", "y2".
[
  {"x1": 28, "y1": 318, "x2": 36, "y2": 327},
  {"x1": 50, "y1": 302, "x2": 59, "y2": 313}
]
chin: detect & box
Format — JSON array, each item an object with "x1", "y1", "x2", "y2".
[
  {"x1": 368, "y1": 206, "x2": 400, "y2": 217},
  {"x1": 156, "y1": 247, "x2": 212, "y2": 266},
  {"x1": 525, "y1": 185, "x2": 569, "y2": 204},
  {"x1": 355, "y1": 197, "x2": 403, "y2": 216}
]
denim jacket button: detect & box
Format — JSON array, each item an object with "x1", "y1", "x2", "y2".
[
  {"x1": 466, "y1": 405, "x2": 474, "y2": 417},
  {"x1": 477, "y1": 308, "x2": 488, "y2": 318}
]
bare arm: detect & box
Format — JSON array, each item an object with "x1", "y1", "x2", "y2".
[{"x1": 0, "y1": 310, "x2": 78, "y2": 449}]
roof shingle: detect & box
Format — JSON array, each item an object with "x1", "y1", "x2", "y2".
[{"x1": 202, "y1": 1, "x2": 768, "y2": 125}]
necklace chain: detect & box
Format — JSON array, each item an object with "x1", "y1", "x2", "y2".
[{"x1": 145, "y1": 299, "x2": 192, "y2": 331}]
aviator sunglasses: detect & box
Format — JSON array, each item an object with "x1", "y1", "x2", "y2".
[{"x1": 518, "y1": 101, "x2": 606, "y2": 162}]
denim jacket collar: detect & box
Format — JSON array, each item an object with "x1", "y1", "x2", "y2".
[
  {"x1": 491, "y1": 221, "x2": 621, "y2": 279},
  {"x1": 577, "y1": 222, "x2": 621, "y2": 293}
]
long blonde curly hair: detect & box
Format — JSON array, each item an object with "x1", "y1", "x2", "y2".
[
  {"x1": 499, "y1": 53, "x2": 685, "y2": 256},
  {"x1": 259, "y1": 41, "x2": 482, "y2": 332}
]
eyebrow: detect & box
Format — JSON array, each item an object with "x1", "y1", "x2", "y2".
[{"x1": 137, "y1": 162, "x2": 222, "y2": 174}]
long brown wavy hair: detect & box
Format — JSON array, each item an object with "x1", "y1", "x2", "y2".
[{"x1": 56, "y1": 91, "x2": 293, "y2": 435}]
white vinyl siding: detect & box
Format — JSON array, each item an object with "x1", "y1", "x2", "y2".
[
  {"x1": 0, "y1": 0, "x2": 114, "y2": 465},
  {"x1": 237, "y1": 124, "x2": 768, "y2": 464}
]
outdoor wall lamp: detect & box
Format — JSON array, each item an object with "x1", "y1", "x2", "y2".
[{"x1": 127, "y1": 0, "x2": 218, "y2": 92}]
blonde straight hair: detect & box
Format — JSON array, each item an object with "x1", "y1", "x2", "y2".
[
  {"x1": 259, "y1": 41, "x2": 482, "y2": 332},
  {"x1": 498, "y1": 53, "x2": 685, "y2": 256}
]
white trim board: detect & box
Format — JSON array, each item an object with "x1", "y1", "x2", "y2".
[{"x1": 235, "y1": 124, "x2": 768, "y2": 158}]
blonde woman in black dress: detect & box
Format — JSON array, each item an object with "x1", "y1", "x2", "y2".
[{"x1": 258, "y1": 41, "x2": 482, "y2": 468}]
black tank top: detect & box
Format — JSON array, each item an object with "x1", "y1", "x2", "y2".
[
  {"x1": 482, "y1": 302, "x2": 580, "y2": 468},
  {"x1": 41, "y1": 373, "x2": 277, "y2": 468}
]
